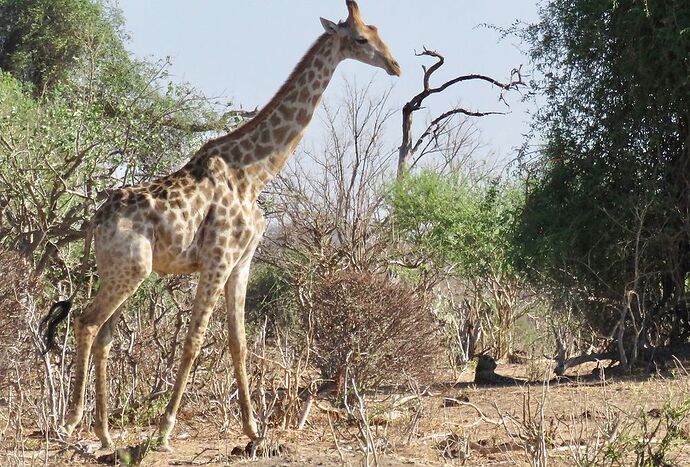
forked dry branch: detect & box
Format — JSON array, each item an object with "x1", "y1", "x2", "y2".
[{"x1": 397, "y1": 48, "x2": 525, "y2": 177}]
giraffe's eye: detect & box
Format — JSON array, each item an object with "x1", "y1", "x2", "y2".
[{"x1": 355, "y1": 37, "x2": 369, "y2": 45}]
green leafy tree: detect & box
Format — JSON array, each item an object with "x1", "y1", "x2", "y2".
[
  {"x1": 390, "y1": 170, "x2": 529, "y2": 359},
  {"x1": 516, "y1": 0, "x2": 690, "y2": 363},
  {"x1": 0, "y1": 0, "x2": 122, "y2": 95},
  {"x1": 0, "y1": 0, "x2": 230, "y2": 294}
]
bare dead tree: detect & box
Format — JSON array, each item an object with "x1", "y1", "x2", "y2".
[
  {"x1": 397, "y1": 48, "x2": 525, "y2": 179},
  {"x1": 260, "y1": 80, "x2": 397, "y2": 286}
]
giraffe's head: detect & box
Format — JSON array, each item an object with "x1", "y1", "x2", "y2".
[{"x1": 320, "y1": 0, "x2": 401, "y2": 77}]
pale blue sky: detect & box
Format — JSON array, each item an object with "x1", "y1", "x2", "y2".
[{"x1": 116, "y1": 1, "x2": 539, "y2": 162}]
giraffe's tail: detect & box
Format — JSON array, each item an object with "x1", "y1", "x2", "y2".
[
  {"x1": 39, "y1": 220, "x2": 95, "y2": 354},
  {"x1": 40, "y1": 300, "x2": 73, "y2": 355}
]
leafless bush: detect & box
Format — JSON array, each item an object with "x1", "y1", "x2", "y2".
[
  {"x1": 104, "y1": 273, "x2": 252, "y2": 436},
  {"x1": 308, "y1": 270, "x2": 441, "y2": 393},
  {"x1": 0, "y1": 250, "x2": 40, "y2": 361},
  {"x1": 0, "y1": 250, "x2": 68, "y2": 461},
  {"x1": 342, "y1": 377, "x2": 382, "y2": 466},
  {"x1": 431, "y1": 281, "x2": 482, "y2": 372},
  {"x1": 260, "y1": 80, "x2": 395, "y2": 284},
  {"x1": 248, "y1": 319, "x2": 315, "y2": 434}
]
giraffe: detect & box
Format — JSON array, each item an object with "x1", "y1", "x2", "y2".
[{"x1": 42, "y1": 0, "x2": 400, "y2": 453}]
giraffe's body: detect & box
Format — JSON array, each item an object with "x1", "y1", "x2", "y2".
[{"x1": 48, "y1": 1, "x2": 399, "y2": 452}]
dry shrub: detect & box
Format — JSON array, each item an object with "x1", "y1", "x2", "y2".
[
  {"x1": 0, "y1": 250, "x2": 42, "y2": 375},
  {"x1": 0, "y1": 250, "x2": 55, "y2": 455},
  {"x1": 309, "y1": 270, "x2": 441, "y2": 391},
  {"x1": 105, "y1": 275, "x2": 238, "y2": 427}
]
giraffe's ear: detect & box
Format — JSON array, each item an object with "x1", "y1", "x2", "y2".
[{"x1": 320, "y1": 17, "x2": 340, "y2": 35}]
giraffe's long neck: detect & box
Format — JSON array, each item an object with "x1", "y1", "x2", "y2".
[{"x1": 203, "y1": 33, "x2": 342, "y2": 197}]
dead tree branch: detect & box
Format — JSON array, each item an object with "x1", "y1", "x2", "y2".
[{"x1": 398, "y1": 47, "x2": 525, "y2": 178}]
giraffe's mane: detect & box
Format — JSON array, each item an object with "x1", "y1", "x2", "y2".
[{"x1": 200, "y1": 32, "x2": 331, "y2": 152}]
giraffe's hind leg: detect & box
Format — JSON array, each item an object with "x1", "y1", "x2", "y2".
[
  {"x1": 62, "y1": 235, "x2": 151, "y2": 439},
  {"x1": 92, "y1": 306, "x2": 124, "y2": 449}
]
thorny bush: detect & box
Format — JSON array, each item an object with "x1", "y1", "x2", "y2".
[{"x1": 308, "y1": 270, "x2": 441, "y2": 393}]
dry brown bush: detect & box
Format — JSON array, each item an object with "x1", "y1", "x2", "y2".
[
  {"x1": 0, "y1": 249, "x2": 45, "y2": 375},
  {"x1": 0, "y1": 250, "x2": 56, "y2": 455},
  {"x1": 0, "y1": 251, "x2": 37, "y2": 351},
  {"x1": 308, "y1": 270, "x2": 441, "y2": 392}
]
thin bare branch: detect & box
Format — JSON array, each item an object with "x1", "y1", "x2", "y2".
[{"x1": 398, "y1": 48, "x2": 525, "y2": 178}]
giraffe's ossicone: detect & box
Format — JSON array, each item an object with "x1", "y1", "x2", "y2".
[{"x1": 42, "y1": 0, "x2": 400, "y2": 453}]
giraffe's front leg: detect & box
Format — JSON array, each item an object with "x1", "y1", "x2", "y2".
[
  {"x1": 225, "y1": 231, "x2": 263, "y2": 443},
  {"x1": 156, "y1": 267, "x2": 229, "y2": 452}
]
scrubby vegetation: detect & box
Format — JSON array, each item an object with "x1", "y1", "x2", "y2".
[{"x1": 2, "y1": 0, "x2": 690, "y2": 465}]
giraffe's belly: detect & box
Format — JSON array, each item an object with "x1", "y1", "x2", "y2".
[
  {"x1": 152, "y1": 248, "x2": 201, "y2": 274},
  {"x1": 151, "y1": 218, "x2": 207, "y2": 274}
]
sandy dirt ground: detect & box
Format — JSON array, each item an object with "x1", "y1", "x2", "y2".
[{"x1": 3, "y1": 361, "x2": 690, "y2": 466}]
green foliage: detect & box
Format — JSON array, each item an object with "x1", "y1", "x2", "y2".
[
  {"x1": 515, "y1": 0, "x2": 690, "y2": 343},
  {"x1": 245, "y1": 265, "x2": 296, "y2": 335},
  {"x1": 390, "y1": 170, "x2": 521, "y2": 278},
  {"x1": 389, "y1": 170, "x2": 530, "y2": 358},
  {"x1": 0, "y1": 0, "x2": 222, "y2": 291},
  {"x1": 110, "y1": 393, "x2": 171, "y2": 429},
  {"x1": 0, "y1": 0, "x2": 123, "y2": 95},
  {"x1": 604, "y1": 398, "x2": 690, "y2": 466},
  {"x1": 636, "y1": 397, "x2": 690, "y2": 466}
]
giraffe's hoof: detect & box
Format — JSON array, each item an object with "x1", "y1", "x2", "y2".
[
  {"x1": 238, "y1": 438, "x2": 286, "y2": 458},
  {"x1": 97, "y1": 441, "x2": 153, "y2": 465},
  {"x1": 153, "y1": 441, "x2": 173, "y2": 453},
  {"x1": 95, "y1": 430, "x2": 114, "y2": 450},
  {"x1": 247, "y1": 437, "x2": 265, "y2": 457},
  {"x1": 230, "y1": 437, "x2": 264, "y2": 457},
  {"x1": 56, "y1": 425, "x2": 73, "y2": 439},
  {"x1": 100, "y1": 439, "x2": 114, "y2": 450}
]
